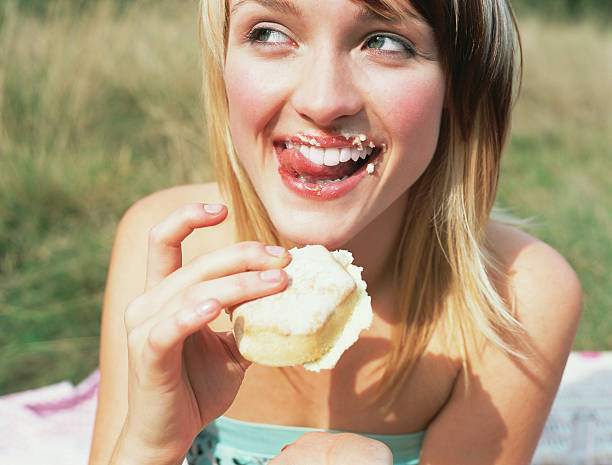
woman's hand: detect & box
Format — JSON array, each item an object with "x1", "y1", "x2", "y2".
[
  {"x1": 111, "y1": 203, "x2": 291, "y2": 465},
  {"x1": 269, "y1": 432, "x2": 394, "y2": 465}
]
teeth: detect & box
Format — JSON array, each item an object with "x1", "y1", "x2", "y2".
[
  {"x1": 323, "y1": 148, "x2": 340, "y2": 166},
  {"x1": 309, "y1": 147, "x2": 325, "y2": 165},
  {"x1": 292, "y1": 144, "x2": 373, "y2": 166}
]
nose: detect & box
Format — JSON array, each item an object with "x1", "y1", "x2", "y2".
[{"x1": 290, "y1": 49, "x2": 363, "y2": 127}]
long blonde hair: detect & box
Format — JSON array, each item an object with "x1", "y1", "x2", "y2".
[{"x1": 199, "y1": 0, "x2": 524, "y2": 402}]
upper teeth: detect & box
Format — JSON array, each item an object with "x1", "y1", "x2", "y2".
[{"x1": 285, "y1": 142, "x2": 373, "y2": 166}]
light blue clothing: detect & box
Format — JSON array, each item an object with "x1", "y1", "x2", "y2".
[{"x1": 187, "y1": 416, "x2": 424, "y2": 465}]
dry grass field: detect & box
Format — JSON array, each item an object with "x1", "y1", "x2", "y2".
[{"x1": 0, "y1": 1, "x2": 610, "y2": 393}]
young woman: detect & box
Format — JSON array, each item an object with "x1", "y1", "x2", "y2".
[{"x1": 88, "y1": 0, "x2": 583, "y2": 464}]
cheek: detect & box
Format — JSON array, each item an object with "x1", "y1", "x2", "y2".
[
  {"x1": 224, "y1": 56, "x2": 290, "y2": 142},
  {"x1": 224, "y1": 67, "x2": 263, "y2": 136},
  {"x1": 377, "y1": 71, "x2": 445, "y2": 166},
  {"x1": 387, "y1": 79, "x2": 444, "y2": 144}
]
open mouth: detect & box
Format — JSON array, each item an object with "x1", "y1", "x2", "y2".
[{"x1": 273, "y1": 134, "x2": 382, "y2": 198}]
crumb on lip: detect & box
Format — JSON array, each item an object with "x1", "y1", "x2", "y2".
[
  {"x1": 351, "y1": 138, "x2": 364, "y2": 151},
  {"x1": 290, "y1": 131, "x2": 380, "y2": 150}
]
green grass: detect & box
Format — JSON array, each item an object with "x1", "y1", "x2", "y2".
[
  {"x1": 510, "y1": 0, "x2": 612, "y2": 22},
  {"x1": 0, "y1": 0, "x2": 212, "y2": 393},
  {"x1": 497, "y1": 17, "x2": 612, "y2": 349},
  {"x1": 1, "y1": 2, "x2": 610, "y2": 394}
]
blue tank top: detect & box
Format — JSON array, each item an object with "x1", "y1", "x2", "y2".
[{"x1": 187, "y1": 416, "x2": 424, "y2": 465}]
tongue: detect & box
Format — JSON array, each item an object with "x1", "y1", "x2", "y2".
[{"x1": 278, "y1": 148, "x2": 360, "y2": 181}]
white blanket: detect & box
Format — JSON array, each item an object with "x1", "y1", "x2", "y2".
[{"x1": 1, "y1": 352, "x2": 611, "y2": 465}]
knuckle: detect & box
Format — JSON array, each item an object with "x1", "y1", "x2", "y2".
[
  {"x1": 177, "y1": 202, "x2": 201, "y2": 220},
  {"x1": 181, "y1": 287, "x2": 201, "y2": 308},
  {"x1": 148, "y1": 204, "x2": 201, "y2": 245},
  {"x1": 234, "y1": 241, "x2": 263, "y2": 256},
  {"x1": 234, "y1": 272, "x2": 254, "y2": 293},
  {"x1": 172, "y1": 309, "x2": 191, "y2": 332},
  {"x1": 124, "y1": 297, "x2": 144, "y2": 331},
  {"x1": 147, "y1": 223, "x2": 164, "y2": 245},
  {"x1": 232, "y1": 241, "x2": 270, "y2": 268},
  {"x1": 146, "y1": 326, "x2": 164, "y2": 353},
  {"x1": 126, "y1": 326, "x2": 145, "y2": 353}
]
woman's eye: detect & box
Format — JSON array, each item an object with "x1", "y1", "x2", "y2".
[
  {"x1": 248, "y1": 27, "x2": 291, "y2": 44},
  {"x1": 365, "y1": 35, "x2": 413, "y2": 55}
]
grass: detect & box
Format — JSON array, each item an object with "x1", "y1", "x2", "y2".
[
  {"x1": 0, "y1": 1, "x2": 610, "y2": 394},
  {"x1": 0, "y1": 0, "x2": 212, "y2": 394},
  {"x1": 497, "y1": 17, "x2": 612, "y2": 349}
]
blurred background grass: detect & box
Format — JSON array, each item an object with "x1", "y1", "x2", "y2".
[{"x1": 0, "y1": 0, "x2": 610, "y2": 394}]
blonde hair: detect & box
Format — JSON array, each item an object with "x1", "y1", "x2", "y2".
[{"x1": 199, "y1": 0, "x2": 524, "y2": 402}]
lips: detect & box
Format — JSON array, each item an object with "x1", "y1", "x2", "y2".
[{"x1": 273, "y1": 133, "x2": 381, "y2": 200}]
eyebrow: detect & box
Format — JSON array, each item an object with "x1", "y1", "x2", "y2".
[{"x1": 230, "y1": 0, "x2": 411, "y2": 24}]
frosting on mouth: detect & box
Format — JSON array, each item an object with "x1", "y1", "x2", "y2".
[{"x1": 287, "y1": 132, "x2": 377, "y2": 150}]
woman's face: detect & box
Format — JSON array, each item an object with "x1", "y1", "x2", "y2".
[{"x1": 224, "y1": 0, "x2": 445, "y2": 248}]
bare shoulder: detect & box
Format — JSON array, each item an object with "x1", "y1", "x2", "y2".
[
  {"x1": 486, "y1": 220, "x2": 583, "y2": 340},
  {"x1": 420, "y1": 222, "x2": 583, "y2": 463}
]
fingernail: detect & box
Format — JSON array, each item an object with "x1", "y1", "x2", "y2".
[
  {"x1": 204, "y1": 203, "x2": 224, "y2": 214},
  {"x1": 265, "y1": 245, "x2": 286, "y2": 257},
  {"x1": 195, "y1": 300, "x2": 219, "y2": 317},
  {"x1": 260, "y1": 269, "x2": 282, "y2": 282}
]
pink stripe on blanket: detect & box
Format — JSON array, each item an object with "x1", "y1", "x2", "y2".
[{"x1": 24, "y1": 371, "x2": 100, "y2": 416}]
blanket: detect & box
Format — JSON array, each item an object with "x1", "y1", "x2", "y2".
[{"x1": 1, "y1": 352, "x2": 611, "y2": 465}]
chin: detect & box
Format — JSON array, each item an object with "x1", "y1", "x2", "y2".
[{"x1": 272, "y1": 216, "x2": 354, "y2": 250}]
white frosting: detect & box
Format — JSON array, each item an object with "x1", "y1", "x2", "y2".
[
  {"x1": 303, "y1": 249, "x2": 372, "y2": 371},
  {"x1": 233, "y1": 245, "x2": 373, "y2": 371},
  {"x1": 234, "y1": 245, "x2": 355, "y2": 335}
]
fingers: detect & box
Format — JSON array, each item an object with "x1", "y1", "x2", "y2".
[
  {"x1": 164, "y1": 241, "x2": 290, "y2": 295},
  {"x1": 149, "y1": 241, "x2": 291, "y2": 308},
  {"x1": 132, "y1": 267, "x2": 289, "y2": 332},
  {"x1": 144, "y1": 299, "x2": 223, "y2": 372},
  {"x1": 145, "y1": 203, "x2": 227, "y2": 290},
  {"x1": 182, "y1": 268, "x2": 289, "y2": 311}
]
